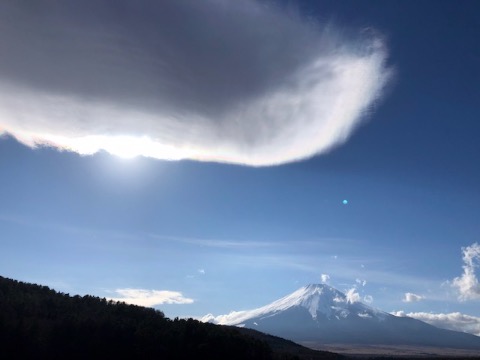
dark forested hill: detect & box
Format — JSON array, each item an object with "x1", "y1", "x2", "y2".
[{"x1": 0, "y1": 276, "x2": 340, "y2": 360}]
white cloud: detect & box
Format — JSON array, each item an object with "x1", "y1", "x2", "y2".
[
  {"x1": 403, "y1": 292, "x2": 424, "y2": 303},
  {"x1": 391, "y1": 310, "x2": 406, "y2": 317},
  {"x1": 321, "y1": 274, "x2": 330, "y2": 284},
  {"x1": 363, "y1": 295, "x2": 373, "y2": 304},
  {"x1": 356, "y1": 278, "x2": 367, "y2": 287},
  {"x1": 0, "y1": 0, "x2": 390, "y2": 166},
  {"x1": 391, "y1": 311, "x2": 480, "y2": 337},
  {"x1": 201, "y1": 313, "x2": 217, "y2": 323},
  {"x1": 346, "y1": 280, "x2": 372, "y2": 304},
  {"x1": 345, "y1": 287, "x2": 361, "y2": 304},
  {"x1": 198, "y1": 269, "x2": 206, "y2": 275},
  {"x1": 452, "y1": 243, "x2": 480, "y2": 301},
  {"x1": 201, "y1": 311, "x2": 247, "y2": 326},
  {"x1": 108, "y1": 288, "x2": 194, "y2": 307}
]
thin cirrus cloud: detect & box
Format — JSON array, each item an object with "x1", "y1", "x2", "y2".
[
  {"x1": 392, "y1": 311, "x2": 480, "y2": 337},
  {"x1": 148, "y1": 233, "x2": 277, "y2": 249},
  {"x1": 108, "y1": 288, "x2": 194, "y2": 307},
  {"x1": 0, "y1": 0, "x2": 391, "y2": 166},
  {"x1": 452, "y1": 242, "x2": 480, "y2": 301}
]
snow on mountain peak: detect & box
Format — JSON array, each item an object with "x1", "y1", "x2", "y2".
[
  {"x1": 202, "y1": 284, "x2": 384, "y2": 325},
  {"x1": 287, "y1": 284, "x2": 347, "y2": 319}
]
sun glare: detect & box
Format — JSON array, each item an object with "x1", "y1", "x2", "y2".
[
  {"x1": 104, "y1": 137, "x2": 142, "y2": 159},
  {"x1": 83, "y1": 135, "x2": 188, "y2": 161},
  {"x1": 102, "y1": 136, "x2": 153, "y2": 159}
]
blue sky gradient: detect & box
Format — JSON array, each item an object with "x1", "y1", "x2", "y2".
[{"x1": 1, "y1": 0, "x2": 480, "y2": 334}]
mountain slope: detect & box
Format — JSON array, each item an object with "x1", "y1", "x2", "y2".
[
  {"x1": 204, "y1": 284, "x2": 480, "y2": 350},
  {"x1": 0, "y1": 276, "x2": 340, "y2": 359}
]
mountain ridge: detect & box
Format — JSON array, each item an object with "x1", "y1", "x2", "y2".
[
  {"x1": 0, "y1": 276, "x2": 341, "y2": 359},
  {"x1": 202, "y1": 283, "x2": 387, "y2": 325},
  {"x1": 203, "y1": 284, "x2": 480, "y2": 351}
]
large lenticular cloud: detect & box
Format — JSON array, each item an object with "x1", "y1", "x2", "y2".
[{"x1": 0, "y1": 0, "x2": 390, "y2": 166}]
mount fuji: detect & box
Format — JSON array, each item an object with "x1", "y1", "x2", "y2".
[{"x1": 202, "y1": 284, "x2": 480, "y2": 350}]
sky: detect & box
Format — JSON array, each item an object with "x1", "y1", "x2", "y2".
[{"x1": 1, "y1": 0, "x2": 480, "y2": 336}]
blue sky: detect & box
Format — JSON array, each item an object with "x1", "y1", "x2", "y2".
[{"x1": 1, "y1": 0, "x2": 480, "y2": 335}]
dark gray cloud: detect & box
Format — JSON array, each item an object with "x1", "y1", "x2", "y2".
[{"x1": 0, "y1": 0, "x2": 390, "y2": 165}]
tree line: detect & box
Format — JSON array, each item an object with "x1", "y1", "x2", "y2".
[{"x1": 0, "y1": 275, "x2": 278, "y2": 359}]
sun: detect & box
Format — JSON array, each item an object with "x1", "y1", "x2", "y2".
[
  {"x1": 102, "y1": 136, "x2": 146, "y2": 159},
  {"x1": 95, "y1": 135, "x2": 187, "y2": 161},
  {"x1": 50, "y1": 134, "x2": 189, "y2": 161}
]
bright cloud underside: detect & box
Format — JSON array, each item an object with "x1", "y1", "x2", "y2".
[
  {"x1": 0, "y1": 0, "x2": 390, "y2": 166},
  {"x1": 108, "y1": 288, "x2": 194, "y2": 307}
]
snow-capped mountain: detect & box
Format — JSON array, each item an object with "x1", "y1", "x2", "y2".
[
  {"x1": 202, "y1": 284, "x2": 387, "y2": 326},
  {"x1": 203, "y1": 284, "x2": 480, "y2": 350}
]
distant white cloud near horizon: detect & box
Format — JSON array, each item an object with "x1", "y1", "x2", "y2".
[
  {"x1": 108, "y1": 288, "x2": 194, "y2": 307},
  {"x1": 392, "y1": 311, "x2": 480, "y2": 337},
  {"x1": 452, "y1": 243, "x2": 480, "y2": 301},
  {"x1": 0, "y1": 0, "x2": 390, "y2": 166}
]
